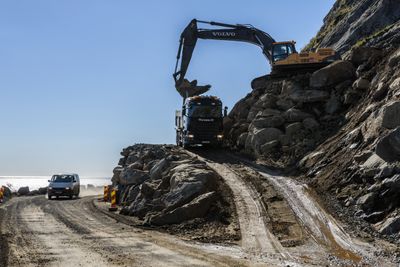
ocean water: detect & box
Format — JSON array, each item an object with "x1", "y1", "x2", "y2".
[{"x1": 0, "y1": 176, "x2": 111, "y2": 192}]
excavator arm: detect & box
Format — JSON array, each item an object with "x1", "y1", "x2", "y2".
[{"x1": 173, "y1": 19, "x2": 277, "y2": 98}]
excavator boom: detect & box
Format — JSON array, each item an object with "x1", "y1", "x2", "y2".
[
  {"x1": 173, "y1": 19, "x2": 277, "y2": 97},
  {"x1": 173, "y1": 19, "x2": 339, "y2": 96}
]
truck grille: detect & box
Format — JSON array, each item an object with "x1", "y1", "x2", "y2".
[{"x1": 190, "y1": 121, "x2": 222, "y2": 140}]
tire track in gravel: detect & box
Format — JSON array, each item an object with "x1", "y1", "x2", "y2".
[
  {"x1": 0, "y1": 195, "x2": 252, "y2": 267},
  {"x1": 184, "y1": 149, "x2": 298, "y2": 266},
  {"x1": 24, "y1": 196, "x2": 249, "y2": 267},
  {"x1": 209, "y1": 149, "x2": 398, "y2": 267}
]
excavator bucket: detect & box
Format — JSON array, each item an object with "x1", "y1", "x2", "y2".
[{"x1": 175, "y1": 79, "x2": 211, "y2": 98}]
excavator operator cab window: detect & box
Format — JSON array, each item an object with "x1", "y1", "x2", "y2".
[{"x1": 272, "y1": 43, "x2": 295, "y2": 62}]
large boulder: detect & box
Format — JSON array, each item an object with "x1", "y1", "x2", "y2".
[
  {"x1": 252, "y1": 128, "x2": 283, "y2": 147},
  {"x1": 381, "y1": 101, "x2": 400, "y2": 129},
  {"x1": 348, "y1": 47, "x2": 383, "y2": 66},
  {"x1": 310, "y1": 61, "x2": 355, "y2": 88},
  {"x1": 284, "y1": 108, "x2": 313, "y2": 122},
  {"x1": 286, "y1": 122, "x2": 303, "y2": 136},
  {"x1": 149, "y1": 159, "x2": 169, "y2": 180},
  {"x1": 281, "y1": 80, "x2": 302, "y2": 95},
  {"x1": 229, "y1": 98, "x2": 251, "y2": 120},
  {"x1": 17, "y1": 186, "x2": 30, "y2": 196},
  {"x1": 352, "y1": 78, "x2": 370, "y2": 90},
  {"x1": 260, "y1": 109, "x2": 281, "y2": 117},
  {"x1": 237, "y1": 132, "x2": 248, "y2": 148},
  {"x1": 381, "y1": 175, "x2": 400, "y2": 191},
  {"x1": 261, "y1": 140, "x2": 280, "y2": 154},
  {"x1": 38, "y1": 187, "x2": 48, "y2": 195},
  {"x1": 121, "y1": 185, "x2": 140, "y2": 206},
  {"x1": 377, "y1": 216, "x2": 400, "y2": 235},
  {"x1": 357, "y1": 192, "x2": 377, "y2": 213},
  {"x1": 252, "y1": 115, "x2": 285, "y2": 128},
  {"x1": 149, "y1": 192, "x2": 217, "y2": 225},
  {"x1": 289, "y1": 90, "x2": 329, "y2": 103},
  {"x1": 163, "y1": 163, "x2": 217, "y2": 211},
  {"x1": 376, "y1": 127, "x2": 400, "y2": 162},
  {"x1": 303, "y1": 118, "x2": 320, "y2": 131},
  {"x1": 119, "y1": 166, "x2": 150, "y2": 186}
]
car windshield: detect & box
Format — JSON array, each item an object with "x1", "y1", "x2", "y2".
[
  {"x1": 188, "y1": 105, "x2": 222, "y2": 118},
  {"x1": 52, "y1": 175, "x2": 74, "y2": 183}
]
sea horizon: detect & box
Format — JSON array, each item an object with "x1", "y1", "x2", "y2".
[{"x1": 0, "y1": 175, "x2": 112, "y2": 191}]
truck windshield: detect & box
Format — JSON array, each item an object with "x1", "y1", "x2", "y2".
[
  {"x1": 52, "y1": 175, "x2": 74, "y2": 183},
  {"x1": 188, "y1": 105, "x2": 222, "y2": 118}
]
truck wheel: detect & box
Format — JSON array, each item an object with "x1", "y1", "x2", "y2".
[
  {"x1": 176, "y1": 133, "x2": 181, "y2": 146},
  {"x1": 69, "y1": 195, "x2": 73, "y2": 199},
  {"x1": 48, "y1": 195, "x2": 52, "y2": 200}
]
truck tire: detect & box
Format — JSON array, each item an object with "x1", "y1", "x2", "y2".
[{"x1": 176, "y1": 132, "x2": 182, "y2": 147}]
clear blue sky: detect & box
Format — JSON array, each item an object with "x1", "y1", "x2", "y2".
[{"x1": 0, "y1": 0, "x2": 335, "y2": 176}]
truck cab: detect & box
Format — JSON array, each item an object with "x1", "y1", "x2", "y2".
[{"x1": 176, "y1": 95, "x2": 225, "y2": 147}]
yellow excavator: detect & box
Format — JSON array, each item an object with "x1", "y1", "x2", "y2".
[{"x1": 173, "y1": 19, "x2": 340, "y2": 95}]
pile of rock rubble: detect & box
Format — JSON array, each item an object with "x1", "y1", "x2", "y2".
[{"x1": 112, "y1": 144, "x2": 236, "y2": 227}]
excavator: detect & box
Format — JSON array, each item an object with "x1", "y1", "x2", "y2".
[{"x1": 173, "y1": 19, "x2": 340, "y2": 96}]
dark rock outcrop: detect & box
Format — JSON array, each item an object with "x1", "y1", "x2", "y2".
[{"x1": 17, "y1": 186, "x2": 30, "y2": 196}]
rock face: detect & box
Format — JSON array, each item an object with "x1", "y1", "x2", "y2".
[
  {"x1": 224, "y1": 0, "x2": 400, "y2": 237},
  {"x1": 225, "y1": 61, "x2": 359, "y2": 165},
  {"x1": 113, "y1": 144, "x2": 235, "y2": 227},
  {"x1": 304, "y1": 0, "x2": 400, "y2": 54},
  {"x1": 291, "y1": 0, "x2": 400, "y2": 237}
]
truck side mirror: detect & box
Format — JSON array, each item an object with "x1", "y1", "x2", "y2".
[{"x1": 224, "y1": 106, "x2": 228, "y2": 117}]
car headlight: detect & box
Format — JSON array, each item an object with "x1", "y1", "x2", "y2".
[
  {"x1": 217, "y1": 134, "x2": 223, "y2": 139},
  {"x1": 48, "y1": 187, "x2": 53, "y2": 190},
  {"x1": 188, "y1": 134, "x2": 194, "y2": 139},
  {"x1": 65, "y1": 187, "x2": 70, "y2": 190}
]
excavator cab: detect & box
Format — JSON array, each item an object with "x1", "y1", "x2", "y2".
[{"x1": 271, "y1": 41, "x2": 297, "y2": 62}]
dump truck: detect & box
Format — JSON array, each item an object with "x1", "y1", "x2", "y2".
[{"x1": 175, "y1": 95, "x2": 226, "y2": 148}]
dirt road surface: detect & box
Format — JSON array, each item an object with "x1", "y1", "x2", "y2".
[
  {"x1": 188, "y1": 149, "x2": 399, "y2": 266},
  {"x1": 0, "y1": 195, "x2": 253, "y2": 267},
  {"x1": 0, "y1": 149, "x2": 398, "y2": 266}
]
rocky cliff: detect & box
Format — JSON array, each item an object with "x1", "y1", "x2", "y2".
[
  {"x1": 304, "y1": 0, "x2": 400, "y2": 54},
  {"x1": 224, "y1": 0, "x2": 400, "y2": 238}
]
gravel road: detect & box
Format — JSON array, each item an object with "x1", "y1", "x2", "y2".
[
  {"x1": 0, "y1": 195, "x2": 250, "y2": 267},
  {"x1": 0, "y1": 148, "x2": 398, "y2": 266}
]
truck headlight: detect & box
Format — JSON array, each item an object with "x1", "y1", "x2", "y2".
[
  {"x1": 217, "y1": 134, "x2": 223, "y2": 139},
  {"x1": 65, "y1": 187, "x2": 70, "y2": 190}
]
